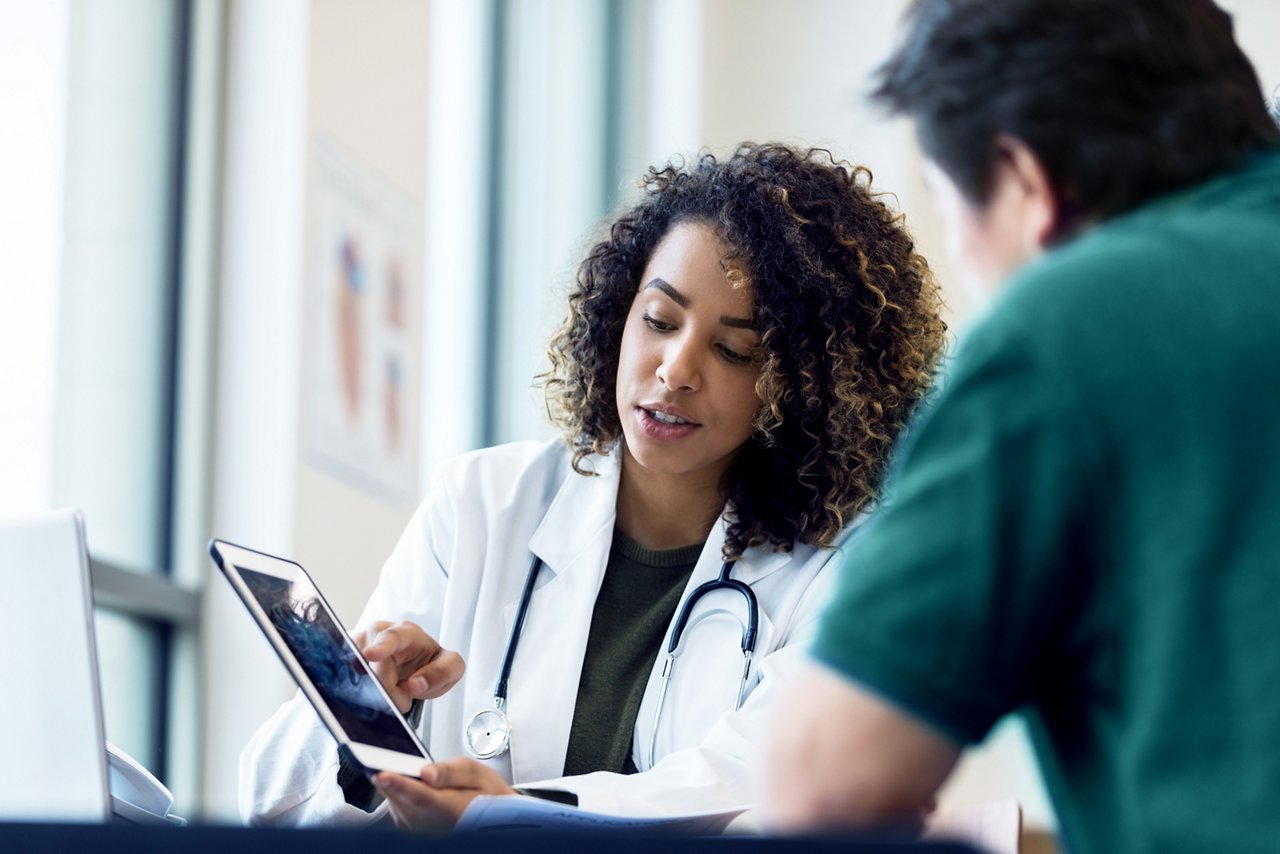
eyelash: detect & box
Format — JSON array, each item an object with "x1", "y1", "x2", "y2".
[
  {"x1": 643, "y1": 314, "x2": 674, "y2": 333},
  {"x1": 642, "y1": 314, "x2": 754, "y2": 365}
]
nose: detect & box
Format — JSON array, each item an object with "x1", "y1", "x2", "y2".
[{"x1": 655, "y1": 334, "x2": 701, "y2": 392}]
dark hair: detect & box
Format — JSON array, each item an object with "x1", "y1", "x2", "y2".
[
  {"x1": 874, "y1": 0, "x2": 1280, "y2": 220},
  {"x1": 539, "y1": 143, "x2": 947, "y2": 559}
]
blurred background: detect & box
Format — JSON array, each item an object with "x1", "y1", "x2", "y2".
[{"x1": 2, "y1": 0, "x2": 1277, "y2": 833}]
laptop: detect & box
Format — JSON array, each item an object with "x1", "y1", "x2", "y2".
[{"x1": 0, "y1": 508, "x2": 111, "y2": 822}]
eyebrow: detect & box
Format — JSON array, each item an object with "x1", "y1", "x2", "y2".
[
  {"x1": 644, "y1": 277, "x2": 688, "y2": 307},
  {"x1": 643, "y1": 277, "x2": 755, "y2": 329}
]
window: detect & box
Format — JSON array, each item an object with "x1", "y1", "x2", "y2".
[
  {"x1": 485, "y1": 0, "x2": 615, "y2": 443},
  {"x1": 1, "y1": 0, "x2": 217, "y2": 810},
  {"x1": 55, "y1": 0, "x2": 190, "y2": 779}
]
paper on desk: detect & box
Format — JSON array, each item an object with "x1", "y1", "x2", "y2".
[{"x1": 455, "y1": 794, "x2": 745, "y2": 835}]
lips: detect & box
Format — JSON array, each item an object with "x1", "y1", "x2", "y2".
[
  {"x1": 639, "y1": 403, "x2": 700, "y2": 426},
  {"x1": 634, "y1": 403, "x2": 701, "y2": 442}
]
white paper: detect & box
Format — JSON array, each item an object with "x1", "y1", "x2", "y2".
[{"x1": 455, "y1": 795, "x2": 744, "y2": 835}]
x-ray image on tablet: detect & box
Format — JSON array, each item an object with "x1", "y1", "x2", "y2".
[{"x1": 211, "y1": 539, "x2": 431, "y2": 776}]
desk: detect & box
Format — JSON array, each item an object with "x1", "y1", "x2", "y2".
[{"x1": 0, "y1": 822, "x2": 978, "y2": 853}]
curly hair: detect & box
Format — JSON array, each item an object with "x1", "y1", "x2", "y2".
[{"x1": 540, "y1": 142, "x2": 947, "y2": 559}]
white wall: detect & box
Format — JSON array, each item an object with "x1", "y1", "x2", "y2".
[
  {"x1": 1224, "y1": 0, "x2": 1280, "y2": 99},
  {"x1": 0, "y1": 1, "x2": 67, "y2": 515},
  {"x1": 291, "y1": 0, "x2": 427, "y2": 626},
  {"x1": 695, "y1": 0, "x2": 975, "y2": 326}
]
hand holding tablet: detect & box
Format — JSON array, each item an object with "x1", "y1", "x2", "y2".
[{"x1": 210, "y1": 539, "x2": 435, "y2": 776}]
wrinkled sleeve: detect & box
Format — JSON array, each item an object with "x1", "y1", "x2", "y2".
[{"x1": 813, "y1": 319, "x2": 1099, "y2": 745}]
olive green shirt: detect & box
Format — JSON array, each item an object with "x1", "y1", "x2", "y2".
[{"x1": 562, "y1": 529, "x2": 700, "y2": 777}]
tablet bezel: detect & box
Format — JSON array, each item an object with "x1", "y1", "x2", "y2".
[{"x1": 209, "y1": 539, "x2": 431, "y2": 777}]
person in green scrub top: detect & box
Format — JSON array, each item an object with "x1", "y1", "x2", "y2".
[{"x1": 768, "y1": 2, "x2": 1280, "y2": 853}]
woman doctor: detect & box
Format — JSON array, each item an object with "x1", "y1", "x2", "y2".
[{"x1": 241, "y1": 143, "x2": 946, "y2": 829}]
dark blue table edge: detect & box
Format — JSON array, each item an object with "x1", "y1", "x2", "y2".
[{"x1": 0, "y1": 821, "x2": 980, "y2": 853}]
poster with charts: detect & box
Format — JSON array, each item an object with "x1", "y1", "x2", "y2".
[{"x1": 304, "y1": 135, "x2": 419, "y2": 503}]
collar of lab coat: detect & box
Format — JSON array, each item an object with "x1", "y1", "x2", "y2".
[
  {"x1": 506, "y1": 446, "x2": 792, "y2": 783},
  {"x1": 526, "y1": 447, "x2": 793, "y2": 594}
]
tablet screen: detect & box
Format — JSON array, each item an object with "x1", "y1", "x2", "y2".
[{"x1": 237, "y1": 566, "x2": 421, "y2": 756}]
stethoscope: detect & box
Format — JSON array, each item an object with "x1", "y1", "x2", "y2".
[{"x1": 463, "y1": 553, "x2": 759, "y2": 766}]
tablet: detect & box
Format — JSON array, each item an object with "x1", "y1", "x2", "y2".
[{"x1": 209, "y1": 539, "x2": 432, "y2": 776}]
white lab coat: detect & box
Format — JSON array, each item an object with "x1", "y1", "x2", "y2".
[{"x1": 240, "y1": 439, "x2": 845, "y2": 826}]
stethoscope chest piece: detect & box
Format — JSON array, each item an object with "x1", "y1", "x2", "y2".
[
  {"x1": 462, "y1": 554, "x2": 544, "y2": 761},
  {"x1": 464, "y1": 699, "x2": 512, "y2": 760}
]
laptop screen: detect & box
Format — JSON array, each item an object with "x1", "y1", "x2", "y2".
[{"x1": 0, "y1": 509, "x2": 110, "y2": 821}]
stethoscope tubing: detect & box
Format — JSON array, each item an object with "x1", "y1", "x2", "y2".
[
  {"x1": 495, "y1": 554, "x2": 543, "y2": 703},
  {"x1": 465, "y1": 553, "x2": 759, "y2": 765},
  {"x1": 666, "y1": 561, "x2": 758, "y2": 656},
  {"x1": 647, "y1": 560, "x2": 757, "y2": 768}
]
